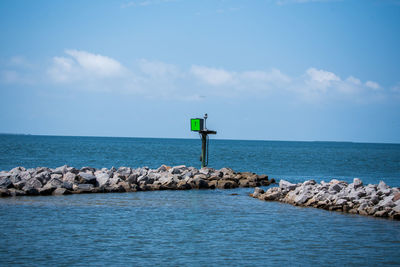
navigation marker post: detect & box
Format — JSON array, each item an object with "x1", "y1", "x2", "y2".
[{"x1": 190, "y1": 114, "x2": 217, "y2": 168}]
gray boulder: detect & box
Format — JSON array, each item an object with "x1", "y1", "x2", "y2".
[
  {"x1": 53, "y1": 165, "x2": 69, "y2": 175},
  {"x1": 23, "y1": 178, "x2": 42, "y2": 190},
  {"x1": 76, "y1": 184, "x2": 94, "y2": 192},
  {"x1": 117, "y1": 167, "x2": 132, "y2": 178},
  {"x1": 0, "y1": 177, "x2": 13, "y2": 189},
  {"x1": 53, "y1": 188, "x2": 71, "y2": 195},
  {"x1": 378, "y1": 181, "x2": 389, "y2": 191},
  {"x1": 80, "y1": 166, "x2": 96, "y2": 173},
  {"x1": 63, "y1": 172, "x2": 76, "y2": 183},
  {"x1": 279, "y1": 180, "x2": 297, "y2": 191},
  {"x1": 353, "y1": 178, "x2": 363, "y2": 189},
  {"x1": 95, "y1": 172, "x2": 110, "y2": 187},
  {"x1": 34, "y1": 171, "x2": 51, "y2": 185},
  {"x1": 62, "y1": 181, "x2": 74, "y2": 190},
  {"x1": 252, "y1": 187, "x2": 264, "y2": 198},
  {"x1": 329, "y1": 183, "x2": 342, "y2": 193},
  {"x1": 294, "y1": 193, "x2": 310, "y2": 205},
  {"x1": 78, "y1": 172, "x2": 97, "y2": 185},
  {"x1": 170, "y1": 165, "x2": 187, "y2": 175}
]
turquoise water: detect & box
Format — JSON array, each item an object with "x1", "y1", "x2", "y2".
[{"x1": 0, "y1": 134, "x2": 400, "y2": 266}]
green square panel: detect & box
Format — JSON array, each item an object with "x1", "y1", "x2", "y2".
[{"x1": 191, "y1": 119, "x2": 203, "y2": 131}]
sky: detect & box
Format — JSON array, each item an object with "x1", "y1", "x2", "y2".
[{"x1": 0, "y1": 0, "x2": 399, "y2": 143}]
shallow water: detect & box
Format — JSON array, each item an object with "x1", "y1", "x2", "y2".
[
  {"x1": 0, "y1": 135, "x2": 399, "y2": 265},
  {"x1": 1, "y1": 189, "x2": 399, "y2": 266}
]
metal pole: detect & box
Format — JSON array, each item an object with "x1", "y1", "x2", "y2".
[{"x1": 201, "y1": 132, "x2": 207, "y2": 168}]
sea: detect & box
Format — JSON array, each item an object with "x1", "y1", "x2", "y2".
[{"x1": 0, "y1": 134, "x2": 399, "y2": 266}]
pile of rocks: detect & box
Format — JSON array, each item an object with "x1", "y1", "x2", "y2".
[
  {"x1": 0, "y1": 165, "x2": 274, "y2": 197},
  {"x1": 251, "y1": 178, "x2": 400, "y2": 220}
]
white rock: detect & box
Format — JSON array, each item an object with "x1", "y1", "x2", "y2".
[{"x1": 279, "y1": 180, "x2": 297, "y2": 191}]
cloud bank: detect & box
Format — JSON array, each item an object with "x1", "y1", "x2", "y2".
[{"x1": 1, "y1": 49, "x2": 398, "y2": 103}]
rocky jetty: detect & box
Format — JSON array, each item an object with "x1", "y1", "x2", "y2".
[
  {"x1": 251, "y1": 178, "x2": 400, "y2": 220},
  {"x1": 0, "y1": 165, "x2": 274, "y2": 197}
]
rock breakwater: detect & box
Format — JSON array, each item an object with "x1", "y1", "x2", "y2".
[
  {"x1": 0, "y1": 165, "x2": 274, "y2": 197},
  {"x1": 251, "y1": 178, "x2": 400, "y2": 220}
]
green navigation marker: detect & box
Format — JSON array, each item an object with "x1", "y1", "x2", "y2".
[
  {"x1": 191, "y1": 118, "x2": 203, "y2": 131},
  {"x1": 190, "y1": 114, "x2": 217, "y2": 168}
]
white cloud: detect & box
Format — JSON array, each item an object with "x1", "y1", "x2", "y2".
[
  {"x1": 190, "y1": 65, "x2": 234, "y2": 86},
  {"x1": 3, "y1": 50, "x2": 395, "y2": 102},
  {"x1": 346, "y1": 76, "x2": 361, "y2": 85},
  {"x1": 240, "y1": 69, "x2": 291, "y2": 84},
  {"x1": 365, "y1": 80, "x2": 380, "y2": 90},
  {"x1": 65, "y1": 50, "x2": 124, "y2": 77},
  {"x1": 306, "y1": 68, "x2": 340, "y2": 83},
  {"x1": 304, "y1": 67, "x2": 341, "y2": 94},
  {"x1": 48, "y1": 50, "x2": 125, "y2": 83},
  {"x1": 138, "y1": 59, "x2": 180, "y2": 78}
]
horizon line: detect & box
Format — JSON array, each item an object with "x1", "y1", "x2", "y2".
[{"x1": 0, "y1": 132, "x2": 399, "y2": 145}]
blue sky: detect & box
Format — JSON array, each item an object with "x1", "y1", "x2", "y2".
[{"x1": 0, "y1": 0, "x2": 399, "y2": 143}]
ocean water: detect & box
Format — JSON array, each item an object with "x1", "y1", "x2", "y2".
[{"x1": 0, "y1": 134, "x2": 399, "y2": 266}]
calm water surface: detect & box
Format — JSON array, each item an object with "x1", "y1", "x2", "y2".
[{"x1": 0, "y1": 135, "x2": 399, "y2": 266}]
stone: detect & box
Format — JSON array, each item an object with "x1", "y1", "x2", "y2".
[
  {"x1": 170, "y1": 165, "x2": 187, "y2": 175},
  {"x1": 393, "y1": 204, "x2": 400, "y2": 213},
  {"x1": 63, "y1": 172, "x2": 76, "y2": 183},
  {"x1": 365, "y1": 185, "x2": 377, "y2": 195},
  {"x1": 378, "y1": 197, "x2": 396, "y2": 208},
  {"x1": 279, "y1": 180, "x2": 297, "y2": 191},
  {"x1": 336, "y1": 199, "x2": 347, "y2": 206},
  {"x1": 117, "y1": 167, "x2": 132, "y2": 178},
  {"x1": 53, "y1": 188, "x2": 72, "y2": 195},
  {"x1": 127, "y1": 173, "x2": 139, "y2": 184},
  {"x1": 76, "y1": 184, "x2": 94, "y2": 192},
  {"x1": 78, "y1": 172, "x2": 97, "y2": 185},
  {"x1": 23, "y1": 178, "x2": 42, "y2": 190},
  {"x1": 378, "y1": 181, "x2": 389, "y2": 191},
  {"x1": 80, "y1": 166, "x2": 96, "y2": 173},
  {"x1": 294, "y1": 193, "x2": 310, "y2": 205},
  {"x1": 54, "y1": 165, "x2": 68, "y2": 174},
  {"x1": 238, "y1": 179, "x2": 250, "y2": 187},
  {"x1": 217, "y1": 180, "x2": 237, "y2": 189},
  {"x1": 303, "y1": 180, "x2": 316, "y2": 186},
  {"x1": 62, "y1": 181, "x2": 74, "y2": 190},
  {"x1": 95, "y1": 172, "x2": 110, "y2": 187},
  {"x1": 50, "y1": 174, "x2": 63, "y2": 180},
  {"x1": 374, "y1": 209, "x2": 389, "y2": 217},
  {"x1": 177, "y1": 181, "x2": 192, "y2": 190},
  {"x1": 262, "y1": 190, "x2": 282, "y2": 201},
  {"x1": 353, "y1": 178, "x2": 363, "y2": 189},
  {"x1": 0, "y1": 177, "x2": 13, "y2": 189},
  {"x1": 207, "y1": 180, "x2": 217, "y2": 189},
  {"x1": 13, "y1": 181, "x2": 25, "y2": 190},
  {"x1": 329, "y1": 184, "x2": 342, "y2": 193},
  {"x1": 252, "y1": 187, "x2": 265, "y2": 198},
  {"x1": 137, "y1": 175, "x2": 152, "y2": 184},
  {"x1": 370, "y1": 194, "x2": 380, "y2": 205},
  {"x1": 34, "y1": 171, "x2": 51, "y2": 185},
  {"x1": 0, "y1": 188, "x2": 10, "y2": 197},
  {"x1": 194, "y1": 179, "x2": 209, "y2": 189},
  {"x1": 393, "y1": 193, "x2": 400, "y2": 202},
  {"x1": 199, "y1": 168, "x2": 214, "y2": 176},
  {"x1": 157, "y1": 165, "x2": 170, "y2": 173}
]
